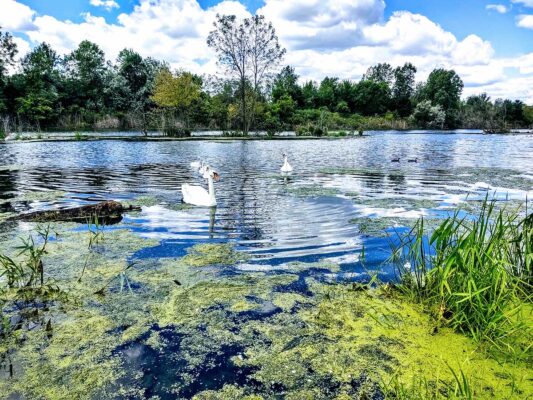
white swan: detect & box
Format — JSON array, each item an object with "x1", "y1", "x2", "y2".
[
  {"x1": 281, "y1": 153, "x2": 293, "y2": 173},
  {"x1": 198, "y1": 162, "x2": 208, "y2": 176},
  {"x1": 190, "y1": 160, "x2": 202, "y2": 169},
  {"x1": 182, "y1": 167, "x2": 220, "y2": 207}
]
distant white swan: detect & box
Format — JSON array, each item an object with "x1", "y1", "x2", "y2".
[
  {"x1": 281, "y1": 153, "x2": 293, "y2": 173},
  {"x1": 182, "y1": 167, "x2": 220, "y2": 207},
  {"x1": 190, "y1": 160, "x2": 202, "y2": 169},
  {"x1": 198, "y1": 162, "x2": 208, "y2": 176}
]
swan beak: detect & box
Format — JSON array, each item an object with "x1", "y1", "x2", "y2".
[{"x1": 213, "y1": 172, "x2": 221, "y2": 182}]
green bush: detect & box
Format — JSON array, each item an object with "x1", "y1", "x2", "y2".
[
  {"x1": 164, "y1": 127, "x2": 191, "y2": 137},
  {"x1": 295, "y1": 125, "x2": 308, "y2": 136},
  {"x1": 312, "y1": 125, "x2": 326, "y2": 136}
]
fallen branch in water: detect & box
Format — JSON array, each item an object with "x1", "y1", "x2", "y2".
[{"x1": 10, "y1": 201, "x2": 140, "y2": 225}]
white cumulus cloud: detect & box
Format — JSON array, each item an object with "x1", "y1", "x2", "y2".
[
  {"x1": 517, "y1": 14, "x2": 533, "y2": 28},
  {"x1": 1, "y1": 0, "x2": 533, "y2": 103},
  {"x1": 486, "y1": 4, "x2": 509, "y2": 14},
  {"x1": 258, "y1": 0, "x2": 385, "y2": 50},
  {"x1": 90, "y1": 0, "x2": 119, "y2": 11},
  {"x1": 512, "y1": 0, "x2": 533, "y2": 7},
  {"x1": 0, "y1": 0, "x2": 36, "y2": 31}
]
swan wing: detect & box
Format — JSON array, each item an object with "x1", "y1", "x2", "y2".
[
  {"x1": 181, "y1": 184, "x2": 213, "y2": 207},
  {"x1": 190, "y1": 161, "x2": 201, "y2": 168},
  {"x1": 281, "y1": 161, "x2": 293, "y2": 172}
]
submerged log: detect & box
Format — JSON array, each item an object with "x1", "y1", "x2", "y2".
[{"x1": 12, "y1": 201, "x2": 140, "y2": 225}]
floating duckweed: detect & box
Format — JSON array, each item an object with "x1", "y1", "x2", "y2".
[
  {"x1": 154, "y1": 274, "x2": 298, "y2": 327},
  {"x1": 351, "y1": 196, "x2": 440, "y2": 210},
  {"x1": 285, "y1": 185, "x2": 340, "y2": 197},
  {"x1": 1, "y1": 220, "x2": 531, "y2": 399},
  {"x1": 230, "y1": 299, "x2": 262, "y2": 312},
  {"x1": 349, "y1": 216, "x2": 442, "y2": 236},
  {"x1": 234, "y1": 284, "x2": 531, "y2": 398},
  {"x1": 272, "y1": 292, "x2": 309, "y2": 311},
  {"x1": 15, "y1": 190, "x2": 67, "y2": 203},
  {"x1": 0, "y1": 311, "x2": 122, "y2": 400},
  {"x1": 285, "y1": 261, "x2": 341, "y2": 273},
  {"x1": 193, "y1": 384, "x2": 263, "y2": 400},
  {"x1": 181, "y1": 243, "x2": 248, "y2": 267}
]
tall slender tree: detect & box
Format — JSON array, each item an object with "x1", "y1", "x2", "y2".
[
  {"x1": 208, "y1": 14, "x2": 285, "y2": 134},
  {"x1": 0, "y1": 28, "x2": 17, "y2": 116}
]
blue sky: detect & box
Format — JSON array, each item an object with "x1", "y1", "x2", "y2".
[
  {"x1": 2, "y1": 0, "x2": 533, "y2": 102},
  {"x1": 12, "y1": 0, "x2": 533, "y2": 56}
]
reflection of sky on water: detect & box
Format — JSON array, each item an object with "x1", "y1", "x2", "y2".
[{"x1": 0, "y1": 132, "x2": 532, "y2": 279}]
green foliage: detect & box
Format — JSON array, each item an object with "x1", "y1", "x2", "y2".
[
  {"x1": 417, "y1": 69, "x2": 463, "y2": 128},
  {"x1": 381, "y1": 366, "x2": 474, "y2": 400},
  {"x1": 392, "y1": 199, "x2": 532, "y2": 358},
  {"x1": 207, "y1": 14, "x2": 285, "y2": 134},
  {"x1": 0, "y1": 225, "x2": 65, "y2": 302},
  {"x1": 0, "y1": 28, "x2": 17, "y2": 79},
  {"x1": 272, "y1": 66, "x2": 303, "y2": 106},
  {"x1": 0, "y1": 25, "x2": 530, "y2": 132},
  {"x1": 392, "y1": 63, "x2": 417, "y2": 117},
  {"x1": 524, "y1": 104, "x2": 533, "y2": 125},
  {"x1": 152, "y1": 69, "x2": 201, "y2": 109},
  {"x1": 74, "y1": 131, "x2": 88, "y2": 140},
  {"x1": 353, "y1": 79, "x2": 391, "y2": 116},
  {"x1": 410, "y1": 100, "x2": 445, "y2": 129}
]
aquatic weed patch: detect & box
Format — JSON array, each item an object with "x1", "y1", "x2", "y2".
[
  {"x1": 285, "y1": 184, "x2": 340, "y2": 198},
  {"x1": 181, "y1": 243, "x2": 249, "y2": 267},
  {"x1": 0, "y1": 221, "x2": 531, "y2": 399},
  {"x1": 229, "y1": 283, "x2": 531, "y2": 399}
]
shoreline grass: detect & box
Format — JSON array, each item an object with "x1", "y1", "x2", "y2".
[{"x1": 391, "y1": 199, "x2": 532, "y2": 360}]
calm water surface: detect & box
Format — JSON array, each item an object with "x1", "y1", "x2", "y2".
[{"x1": 1, "y1": 132, "x2": 532, "y2": 279}]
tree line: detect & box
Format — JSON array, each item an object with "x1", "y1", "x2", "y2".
[{"x1": 1, "y1": 17, "x2": 532, "y2": 136}]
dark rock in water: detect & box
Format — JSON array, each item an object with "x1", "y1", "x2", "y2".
[{"x1": 10, "y1": 200, "x2": 139, "y2": 225}]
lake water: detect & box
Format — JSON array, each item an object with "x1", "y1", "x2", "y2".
[
  {"x1": 1, "y1": 131, "x2": 532, "y2": 279},
  {"x1": 1, "y1": 131, "x2": 532, "y2": 398}
]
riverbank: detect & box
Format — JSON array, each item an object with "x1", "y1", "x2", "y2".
[{"x1": 2, "y1": 128, "x2": 533, "y2": 144}]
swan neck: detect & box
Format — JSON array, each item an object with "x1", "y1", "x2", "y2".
[{"x1": 208, "y1": 176, "x2": 215, "y2": 201}]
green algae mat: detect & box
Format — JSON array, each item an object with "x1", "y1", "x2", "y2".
[{"x1": 0, "y1": 223, "x2": 531, "y2": 399}]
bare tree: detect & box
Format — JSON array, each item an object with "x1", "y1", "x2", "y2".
[{"x1": 207, "y1": 14, "x2": 285, "y2": 134}]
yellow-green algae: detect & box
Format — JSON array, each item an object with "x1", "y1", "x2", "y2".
[
  {"x1": 12, "y1": 190, "x2": 67, "y2": 203},
  {"x1": 181, "y1": 243, "x2": 249, "y2": 267},
  {"x1": 1, "y1": 222, "x2": 531, "y2": 399},
  {"x1": 230, "y1": 282, "x2": 531, "y2": 399}
]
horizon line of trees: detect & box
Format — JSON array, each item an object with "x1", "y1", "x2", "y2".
[{"x1": 1, "y1": 22, "x2": 532, "y2": 136}]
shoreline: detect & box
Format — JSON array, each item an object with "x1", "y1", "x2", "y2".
[{"x1": 1, "y1": 129, "x2": 532, "y2": 144}]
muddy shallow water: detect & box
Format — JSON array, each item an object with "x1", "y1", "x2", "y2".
[{"x1": 0, "y1": 132, "x2": 532, "y2": 399}]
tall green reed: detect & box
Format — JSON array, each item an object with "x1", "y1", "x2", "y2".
[
  {"x1": 391, "y1": 199, "x2": 532, "y2": 358},
  {"x1": 381, "y1": 365, "x2": 474, "y2": 400},
  {"x1": 0, "y1": 225, "x2": 51, "y2": 290}
]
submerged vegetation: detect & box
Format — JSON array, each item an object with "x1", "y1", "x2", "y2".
[{"x1": 0, "y1": 196, "x2": 531, "y2": 398}]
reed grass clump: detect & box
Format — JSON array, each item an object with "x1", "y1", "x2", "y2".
[
  {"x1": 391, "y1": 199, "x2": 532, "y2": 358},
  {"x1": 381, "y1": 366, "x2": 474, "y2": 400},
  {"x1": 0, "y1": 225, "x2": 58, "y2": 297}
]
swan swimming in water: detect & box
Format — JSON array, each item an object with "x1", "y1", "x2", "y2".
[
  {"x1": 191, "y1": 160, "x2": 209, "y2": 176},
  {"x1": 182, "y1": 166, "x2": 220, "y2": 207},
  {"x1": 198, "y1": 162, "x2": 208, "y2": 176},
  {"x1": 280, "y1": 153, "x2": 293, "y2": 173}
]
